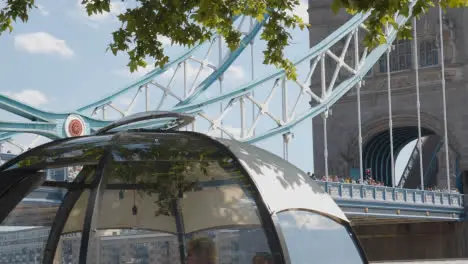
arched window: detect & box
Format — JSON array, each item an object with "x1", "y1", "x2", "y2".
[
  {"x1": 277, "y1": 210, "x2": 364, "y2": 264},
  {"x1": 379, "y1": 39, "x2": 413, "y2": 72},
  {"x1": 378, "y1": 38, "x2": 439, "y2": 73},
  {"x1": 419, "y1": 39, "x2": 438, "y2": 67}
]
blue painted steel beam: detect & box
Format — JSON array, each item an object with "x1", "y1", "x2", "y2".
[
  {"x1": 0, "y1": 121, "x2": 59, "y2": 139},
  {"x1": 76, "y1": 16, "x2": 242, "y2": 113},
  {"x1": 177, "y1": 15, "x2": 269, "y2": 106},
  {"x1": 0, "y1": 113, "x2": 109, "y2": 139},
  {"x1": 0, "y1": 94, "x2": 67, "y2": 121},
  {"x1": 243, "y1": 7, "x2": 416, "y2": 143},
  {"x1": 173, "y1": 13, "x2": 370, "y2": 113},
  {"x1": 0, "y1": 5, "x2": 413, "y2": 143},
  {"x1": 76, "y1": 46, "x2": 204, "y2": 113}
]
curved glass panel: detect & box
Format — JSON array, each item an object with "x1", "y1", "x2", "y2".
[
  {"x1": 0, "y1": 132, "x2": 281, "y2": 263},
  {"x1": 2, "y1": 135, "x2": 114, "y2": 171},
  {"x1": 277, "y1": 210, "x2": 363, "y2": 264},
  {"x1": 106, "y1": 117, "x2": 183, "y2": 133},
  {"x1": 82, "y1": 133, "x2": 275, "y2": 263}
]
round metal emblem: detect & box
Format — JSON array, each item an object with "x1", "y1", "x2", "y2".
[{"x1": 64, "y1": 115, "x2": 86, "y2": 137}]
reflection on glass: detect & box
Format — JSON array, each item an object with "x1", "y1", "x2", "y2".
[
  {"x1": 0, "y1": 187, "x2": 65, "y2": 263},
  {"x1": 277, "y1": 210, "x2": 363, "y2": 264},
  {"x1": 187, "y1": 236, "x2": 216, "y2": 264},
  {"x1": 4, "y1": 135, "x2": 113, "y2": 171},
  {"x1": 0, "y1": 133, "x2": 281, "y2": 263},
  {"x1": 60, "y1": 232, "x2": 82, "y2": 263}
]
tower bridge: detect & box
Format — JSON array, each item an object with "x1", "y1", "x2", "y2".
[
  {"x1": 0, "y1": 0, "x2": 463, "y2": 224},
  {"x1": 1, "y1": 0, "x2": 468, "y2": 262}
]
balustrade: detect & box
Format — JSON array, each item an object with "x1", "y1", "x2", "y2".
[{"x1": 314, "y1": 180, "x2": 464, "y2": 208}]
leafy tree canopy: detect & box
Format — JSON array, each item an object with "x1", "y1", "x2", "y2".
[{"x1": 1, "y1": 0, "x2": 467, "y2": 80}]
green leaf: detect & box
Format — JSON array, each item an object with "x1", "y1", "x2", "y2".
[{"x1": 331, "y1": 0, "x2": 342, "y2": 14}]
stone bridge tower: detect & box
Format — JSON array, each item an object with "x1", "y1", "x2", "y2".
[{"x1": 309, "y1": 0, "x2": 468, "y2": 188}]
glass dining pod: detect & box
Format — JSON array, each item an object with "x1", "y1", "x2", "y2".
[{"x1": 0, "y1": 113, "x2": 367, "y2": 264}]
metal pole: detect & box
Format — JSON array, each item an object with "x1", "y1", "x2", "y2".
[
  {"x1": 311, "y1": 116, "x2": 315, "y2": 174},
  {"x1": 439, "y1": 3, "x2": 450, "y2": 191},
  {"x1": 250, "y1": 17, "x2": 256, "y2": 137},
  {"x1": 323, "y1": 111, "x2": 329, "y2": 181},
  {"x1": 354, "y1": 29, "x2": 364, "y2": 183},
  {"x1": 145, "y1": 85, "x2": 149, "y2": 112},
  {"x1": 184, "y1": 61, "x2": 189, "y2": 131},
  {"x1": 413, "y1": 17, "x2": 425, "y2": 190},
  {"x1": 283, "y1": 136, "x2": 289, "y2": 160},
  {"x1": 320, "y1": 53, "x2": 329, "y2": 180},
  {"x1": 184, "y1": 61, "x2": 195, "y2": 132},
  {"x1": 282, "y1": 77, "x2": 289, "y2": 160},
  {"x1": 357, "y1": 85, "x2": 364, "y2": 183},
  {"x1": 240, "y1": 35, "x2": 246, "y2": 138},
  {"x1": 102, "y1": 106, "x2": 106, "y2": 120},
  {"x1": 219, "y1": 36, "x2": 224, "y2": 138},
  {"x1": 240, "y1": 98, "x2": 245, "y2": 138},
  {"x1": 387, "y1": 46, "x2": 395, "y2": 187}
]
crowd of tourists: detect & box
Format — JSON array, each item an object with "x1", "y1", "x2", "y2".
[
  {"x1": 307, "y1": 172, "x2": 460, "y2": 193},
  {"x1": 308, "y1": 173, "x2": 385, "y2": 186}
]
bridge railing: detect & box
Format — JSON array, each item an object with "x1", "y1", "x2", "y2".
[{"x1": 314, "y1": 181, "x2": 464, "y2": 208}]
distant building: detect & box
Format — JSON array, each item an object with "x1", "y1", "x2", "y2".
[
  {"x1": 0, "y1": 153, "x2": 78, "y2": 228},
  {"x1": 0, "y1": 227, "x2": 49, "y2": 263},
  {"x1": 0, "y1": 228, "x2": 269, "y2": 263}
]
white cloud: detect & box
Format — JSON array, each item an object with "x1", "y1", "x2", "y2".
[
  {"x1": 113, "y1": 58, "x2": 212, "y2": 82},
  {"x1": 185, "y1": 62, "x2": 213, "y2": 81},
  {"x1": 113, "y1": 65, "x2": 156, "y2": 78},
  {"x1": 208, "y1": 125, "x2": 242, "y2": 138},
  {"x1": 3, "y1": 89, "x2": 49, "y2": 107},
  {"x1": 158, "y1": 35, "x2": 171, "y2": 46},
  {"x1": 36, "y1": 4, "x2": 50, "y2": 16},
  {"x1": 290, "y1": 0, "x2": 308, "y2": 23},
  {"x1": 279, "y1": 212, "x2": 339, "y2": 231},
  {"x1": 116, "y1": 97, "x2": 133, "y2": 107},
  {"x1": 14, "y1": 32, "x2": 74, "y2": 58},
  {"x1": 225, "y1": 65, "x2": 246, "y2": 82}
]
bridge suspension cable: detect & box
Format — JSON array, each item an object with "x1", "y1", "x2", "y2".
[
  {"x1": 412, "y1": 17, "x2": 425, "y2": 191},
  {"x1": 386, "y1": 31, "x2": 395, "y2": 188},
  {"x1": 438, "y1": 2, "x2": 451, "y2": 192},
  {"x1": 355, "y1": 28, "x2": 364, "y2": 184}
]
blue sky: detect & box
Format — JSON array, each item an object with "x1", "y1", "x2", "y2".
[{"x1": 0, "y1": 0, "x2": 412, "y2": 181}]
